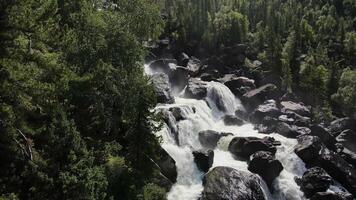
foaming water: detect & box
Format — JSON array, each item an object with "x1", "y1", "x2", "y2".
[{"x1": 145, "y1": 65, "x2": 307, "y2": 200}]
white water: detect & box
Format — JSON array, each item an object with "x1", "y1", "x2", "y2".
[{"x1": 145, "y1": 64, "x2": 308, "y2": 200}]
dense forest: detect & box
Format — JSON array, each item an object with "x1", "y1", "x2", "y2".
[{"x1": 0, "y1": 0, "x2": 355, "y2": 200}]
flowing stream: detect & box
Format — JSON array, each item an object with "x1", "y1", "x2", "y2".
[{"x1": 145, "y1": 64, "x2": 308, "y2": 200}]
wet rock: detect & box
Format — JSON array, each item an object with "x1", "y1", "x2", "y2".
[
  {"x1": 201, "y1": 167, "x2": 266, "y2": 200},
  {"x1": 294, "y1": 135, "x2": 356, "y2": 196},
  {"x1": 219, "y1": 74, "x2": 255, "y2": 96},
  {"x1": 155, "y1": 146, "x2": 177, "y2": 183},
  {"x1": 149, "y1": 59, "x2": 177, "y2": 74},
  {"x1": 248, "y1": 151, "x2": 283, "y2": 187},
  {"x1": 199, "y1": 130, "x2": 233, "y2": 150},
  {"x1": 223, "y1": 115, "x2": 244, "y2": 126},
  {"x1": 184, "y1": 78, "x2": 208, "y2": 99},
  {"x1": 228, "y1": 136, "x2": 280, "y2": 159},
  {"x1": 235, "y1": 108, "x2": 249, "y2": 121},
  {"x1": 250, "y1": 100, "x2": 280, "y2": 123},
  {"x1": 193, "y1": 150, "x2": 214, "y2": 173},
  {"x1": 278, "y1": 115, "x2": 295, "y2": 124},
  {"x1": 280, "y1": 101, "x2": 311, "y2": 117},
  {"x1": 330, "y1": 118, "x2": 356, "y2": 136},
  {"x1": 151, "y1": 73, "x2": 174, "y2": 104},
  {"x1": 275, "y1": 122, "x2": 310, "y2": 138},
  {"x1": 297, "y1": 167, "x2": 333, "y2": 197},
  {"x1": 169, "y1": 106, "x2": 193, "y2": 121},
  {"x1": 200, "y1": 72, "x2": 219, "y2": 82},
  {"x1": 285, "y1": 111, "x2": 311, "y2": 127},
  {"x1": 242, "y1": 84, "x2": 279, "y2": 110},
  {"x1": 158, "y1": 109, "x2": 179, "y2": 144},
  {"x1": 310, "y1": 125, "x2": 336, "y2": 150},
  {"x1": 311, "y1": 192, "x2": 354, "y2": 200}
]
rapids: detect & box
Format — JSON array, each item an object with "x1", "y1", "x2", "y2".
[{"x1": 145, "y1": 64, "x2": 308, "y2": 200}]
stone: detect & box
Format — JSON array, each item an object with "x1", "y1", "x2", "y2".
[{"x1": 193, "y1": 150, "x2": 214, "y2": 173}]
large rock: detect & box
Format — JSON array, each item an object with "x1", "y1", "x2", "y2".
[
  {"x1": 294, "y1": 135, "x2": 356, "y2": 196},
  {"x1": 330, "y1": 118, "x2": 356, "y2": 136},
  {"x1": 311, "y1": 192, "x2": 354, "y2": 200},
  {"x1": 275, "y1": 122, "x2": 310, "y2": 138},
  {"x1": 193, "y1": 150, "x2": 214, "y2": 173},
  {"x1": 242, "y1": 84, "x2": 279, "y2": 110},
  {"x1": 250, "y1": 100, "x2": 280, "y2": 123},
  {"x1": 284, "y1": 111, "x2": 311, "y2": 127},
  {"x1": 280, "y1": 101, "x2": 311, "y2": 116},
  {"x1": 310, "y1": 125, "x2": 337, "y2": 150},
  {"x1": 228, "y1": 136, "x2": 280, "y2": 159},
  {"x1": 200, "y1": 167, "x2": 266, "y2": 200},
  {"x1": 184, "y1": 78, "x2": 208, "y2": 99},
  {"x1": 152, "y1": 73, "x2": 174, "y2": 104},
  {"x1": 155, "y1": 147, "x2": 177, "y2": 183},
  {"x1": 296, "y1": 167, "x2": 333, "y2": 197},
  {"x1": 223, "y1": 115, "x2": 244, "y2": 126},
  {"x1": 199, "y1": 130, "x2": 232, "y2": 150},
  {"x1": 219, "y1": 74, "x2": 255, "y2": 96},
  {"x1": 177, "y1": 52, "x2": 190, "y2": 67},
  {"x1": 248, "y1": 151, "x2": 283, "y2": 187}
]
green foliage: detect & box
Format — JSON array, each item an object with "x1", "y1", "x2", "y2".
[
  {"x1": 332, "y1": 69, "x2": 356, "y2": 118},
  {"x1": 0, "y1": 0, "x2": 165, "y2": 199}
]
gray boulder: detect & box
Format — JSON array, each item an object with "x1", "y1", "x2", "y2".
[
  {"x1": 199, "y1": 130, "x2": 233, "y2": 150},
  {"x1": 152, "y1": 73, "x2": 174, "y2": 104},
  {"x1": 184, "y1": 78, "x2": 208, "y2": 99},
  {"x1": 200, "y1": 167, "x2": 266, "y2": 200}
]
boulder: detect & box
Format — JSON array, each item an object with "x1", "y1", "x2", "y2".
[
  {"x1": 280, "y1": 92, "x2": 301, "y2": 102},
  {"x1": 223, "y1": 115, "x2": 244, "y2": 126},
  {"x1": 151, "y1": 73, "x2": 174, "y2": 104},
  {"x1": 242, "y1": 84, "x2": 279, "y2": 110},
  {"x1": 311, "y1": 192, "x2": 354, "y2": 200},
  {"x1": 310, "y1": 125, "x2": 337, "y2": 150},
  {"x1": 330, "y1": 118, "x2": 356, "y2": 136},
  {"x1": 228, "y1": 136, "x2": 280, "y2": 159},
  {"x1": 184, "y1": 78, "x2": 208, "y2": 99},
  {"x1": 235, "y1": 108, "x2": 249, "y2": 121},
  {"x1": 155, "y1": 147, "x2": 177, "y2": 183},
  {"x1": 280, "y1": 101, "x2": 311, "y2": 116},
  {"x1": 294, "y1": 135, "x2": 356, "y2": 196},
  {"x1": 200, "y1": 167, "x2": 266, "y2": 200},
  {"x1": 248, "y1": 151, "x2": 284, "y2": 187},
  {"x1": 285, "y1": 111, "x2": 311, "y2": 127},
  {"x1": 250, "y1": 100, "x2": 280, "y2": 123},
  {"x1": 219, "y1": 74, "x2": 255, "y2": 96},
  {"x1": 278, "y1": 115, "x2": 295, "y2": 124},
  {"x1": 199, "y1": 130, "x2": 233, "y2": 150},
  {"x1": 296, "y1": 167, "x2": 333, "y2": 197},
  {"x1": 275, "y1": 122, "x2": 310, "y2": 138},
  {"x1": 193, "y1": 150, "x2": 214, "y2": 173},
  {"x1": 168, "y1": 105, "x2": 194, "y2": 121}
]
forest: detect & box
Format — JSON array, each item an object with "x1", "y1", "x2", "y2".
[{"x1": 0, "y1": 0, "x2": 355, "y2": 200}]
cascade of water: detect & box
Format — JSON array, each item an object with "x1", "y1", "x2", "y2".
[{"x1": 145, "y1": 64, "x2": 307, "y2": 200}]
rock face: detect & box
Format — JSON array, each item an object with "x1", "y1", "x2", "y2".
[
  {"x1": 280, "y1": 101, "x2": 311, "y2": 116},
  {"x1": 242, "y1": 84, "x2": 278, "y2": 110},
  {"x1": 199, "y1": 130, "x2": 232, "y2": 150},
  {"x1": 250, "y1": 99, "x2": 280, "y2": 123},
  {"x1": 200, "y1": 167, "x2": 266, "y2": 200},
  {"x1": 228, "y1": 136, "x2": 280, "y2": 159},
  {"x1": 184, "y1": 78, "x2": 208, "y2": 99},
  {"x1": 193, "y1": 150, "x2": 214, "y2": 173},
  {"x1": 248, "y1": 151, "x2": 283, "y2": 187},
  {"x1": 169, "y1": 66, "x2": 190, "y2": 92},
  {"x1": 223, "y1": 115, "x2": 244, "y2": 126},
  {"x1": 155, "y1": 147, "x2": 177, "y2": 183},
  {"x1": 296, "y1": 167, "x2": 333, "y2": 197},
  {"x1": 151, "y1": 73, "x2": 174, "y2": 104},
  {"x1": 294, "y1": 135, "x2": 356, "y2": 196}
]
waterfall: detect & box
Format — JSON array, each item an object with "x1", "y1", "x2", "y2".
[{"x1": 145, "y1": 64, "x2": 308, "y2": 200}]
